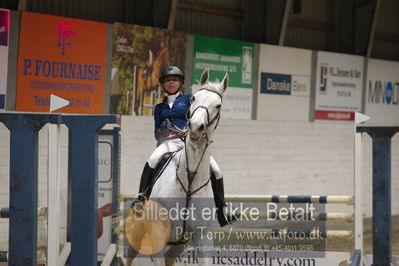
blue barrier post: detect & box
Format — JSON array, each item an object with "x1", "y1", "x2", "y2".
[
  {"x1": 0, "y1": 113, "x2": 59, "y2": 265},
  {"x1": 357, "y1": 126, "x2": 399, "y2": 266},
  {"x1": 62, "y1": 115, "x2": 118, "y2": 266}
]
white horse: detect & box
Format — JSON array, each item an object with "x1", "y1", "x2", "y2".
[{"x1": 137, "y1": 69, "x2": 228, "y2": 266}]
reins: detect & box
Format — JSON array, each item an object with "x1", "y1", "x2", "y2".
[
  {"x1": 167, "y1": 88, "x2": 221, "y2": 246},
  {"x1": 168, "y1": 133, "x2": 213, "y2": 246}
]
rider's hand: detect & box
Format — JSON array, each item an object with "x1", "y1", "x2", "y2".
[
  {"x1": 159, "y1": 121, "x2": 168, "y2": 129},
  {"x1": 157, "y1": 121, "x2": 171, "y2": 140},
  {"x1": 130, "y1": 193, "x2": 147, "y2": 209}
]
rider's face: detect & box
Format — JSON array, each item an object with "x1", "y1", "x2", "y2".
[{"x1": 163, "y1": 76, "x2": 182, "y2": 94}]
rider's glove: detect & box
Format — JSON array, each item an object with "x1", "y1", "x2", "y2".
[
  {"x1": 159, "y1": 121, "x2": 168, "y2": 129},
  {"x1": 130, "y1": 193, "x2": 147, "y2": 209}
]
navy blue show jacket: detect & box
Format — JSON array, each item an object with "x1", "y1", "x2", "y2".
[{"x1": 154, "y1": 93, "x2": 192, "y2": 141}]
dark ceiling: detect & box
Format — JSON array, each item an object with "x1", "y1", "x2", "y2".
[{"x1": 1, "y1": 0, "x2": 398, "y2": 60}]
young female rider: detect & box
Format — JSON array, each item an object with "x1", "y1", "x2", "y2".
[{"x1": 132, "y1": 66, "x2": 236, "y2": 227}]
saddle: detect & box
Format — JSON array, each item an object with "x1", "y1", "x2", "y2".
[{"x1": 145, "y1": 152, "x2": 176, "y2": 197}]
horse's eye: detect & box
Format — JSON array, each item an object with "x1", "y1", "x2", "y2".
[
  {"x1": 216, "y1": 104, "x2": 221, "y2": 109},
  {"x1": 190, "y1": 96, "x2": 195, "y2": 103}
]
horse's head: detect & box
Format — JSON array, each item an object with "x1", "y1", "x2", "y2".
[{"x1": 187, "y1": 69, "x2": 228, "y2": 142}]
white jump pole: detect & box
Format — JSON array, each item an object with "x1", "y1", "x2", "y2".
[
  {"x1": 47, "y1": 94, "x2": 70, "y2": 265},
  {"x1": 47, "y1": 122, "x2": 61, "y2": 266},
  {"x1": 354, "y1": 112, "x2": 369, "y2": 263}
]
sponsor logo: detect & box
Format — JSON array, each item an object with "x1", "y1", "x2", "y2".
[
  {"x1": 260, "y1": 73, "x2": 291, "y2": 95},
  {"x1": 319, "y1": 64, "x2": 328, "y2": 93},
  {"x1": 57, "y1": 23, "x2": 75, "y2": 56},
  {"x1": 260, "y1": 72, "x2": 308, "y2": 96},
  {"x1": 0, "y1": 10, "x2": 9, "y2": 46},
  {"x1": 319, "y1": 63, "x2": 361, "y2": 94},
  {"x1": 241, "y1": 46, "x2": 253, "y2": 84},
  {"x1": 315, "y1": 110, "x2": 354, "y2": 121},
  {"x1": 367, "y1": 80, "x2": 399, "y2": 105},
  {"x1": 327, "y1": 112, "x2": 351, "y2": 120}
]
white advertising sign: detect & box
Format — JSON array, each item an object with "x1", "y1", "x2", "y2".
[
  {"x1": 192, "y1": 85, "x2": 253, "y2": 119},
  {"x1": 257, "y1": 44, "x2": 311, "y2": 121},
  {"x1": 0, "y1": 9, "x2": 9, "y2": 110},
  {"x1": 314, "y1": 51, "x2": 363, "y2": 121},
  {"x1": 221, "y1": 87, "x2": 253, "y2": 119},
  {"x1": 365, "y1": 58, "x2": 399, "y2": 123}
]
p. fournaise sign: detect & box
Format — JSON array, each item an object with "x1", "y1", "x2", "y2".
[{"x1": 16, "y1": 12, "x2": 107, "y2": 113}]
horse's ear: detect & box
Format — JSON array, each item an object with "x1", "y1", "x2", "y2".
[
  {"x1": 221, "y1": 72, "x2": 229, "y2": 92},
  {"x1": 200, "y1": 69, "x2": 209, "y2": 86}
]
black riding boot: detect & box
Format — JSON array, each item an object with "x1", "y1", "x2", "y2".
[
  {"x1": 211, "y1": 174, "x2": 239, "y2": 227},
  {"x1": 130, "y1": 162, "x2": 154, "y2": 208}
]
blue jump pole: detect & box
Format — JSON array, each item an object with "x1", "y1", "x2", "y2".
[
  {"x1": 0, "y1": 113, "x2": 59, "y2": 265},
  {"x1": 62, "y1": 115, "x2": 118, "y2": 266},
  {"x1": 357, "y1": 126, "x2": 399, "y2": 266}
]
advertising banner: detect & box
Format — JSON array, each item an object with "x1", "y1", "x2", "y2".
[
  {"x1": 260, "y1": 72, "x2": 308, "y2": 96},
  {"x1": 314, "y1": 51, "x2": 363, "y2": 121},
  {"x1": 16, "y1": 12, "x2": 107, "y2": 113},
  {"x1": 365, "y1": 59, "x2": 399, "y2": 123},
  {"x1": 257, "y1": 44, "x2": 311, "y2": 121},
  {"x1": 0, "y1": 9, "x2": 9, "y2": 110},
  {"x1": 111, "y1": 23, "x2": 187, "y2": 115},
  {"x1": 192, "y1": 35, "x2": 254, "y2": 120}
]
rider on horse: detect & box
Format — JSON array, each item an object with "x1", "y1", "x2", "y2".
[{"x1": 132, "y1": 66, "x2": 237, "y2": 227}]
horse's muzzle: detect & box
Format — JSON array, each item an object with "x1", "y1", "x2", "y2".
[{"x1": 188, "y1": 120, "x2": 206, "y2": 141}]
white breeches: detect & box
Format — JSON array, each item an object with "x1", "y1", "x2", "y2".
[
  {"x1": 147, "y1": 138, "x2": 222, "y2": 180},
  {"x1": 148, "y1": 138, "x2": 184, "y2": 168}
]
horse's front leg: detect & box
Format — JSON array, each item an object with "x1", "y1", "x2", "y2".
[
  {"x1": 191, "y1": 225, "x2": 214, "y2": 266},
  {"x1": 164, "y1": 244, "x2": 185, "y2": 266}
]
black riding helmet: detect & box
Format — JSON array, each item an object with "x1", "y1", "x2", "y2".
[{"x1": 159, "y1": 66, "x2": 185, "y2": 84}]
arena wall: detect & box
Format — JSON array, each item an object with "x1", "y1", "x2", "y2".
[
  {"x1": 1, "y1": 116, "x2": 399, "y2": 251},
  {"x1": 120, "y1": 116, "x2": 399, "y2": 217}
]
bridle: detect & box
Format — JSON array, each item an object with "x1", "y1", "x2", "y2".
[
  {"x1": 186, "y1": 88, "x2": 223, "y2": 133},
  {"x1": 168, "y1": 87, "x2": 223, "y2": 246},
  {"x1": 183, "y1": 87, "x2": 223, "y2": 188}
]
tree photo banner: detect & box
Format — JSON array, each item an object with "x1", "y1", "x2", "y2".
[{"x1": 111, "y1": 23, "x2": 187, "y2": 115}]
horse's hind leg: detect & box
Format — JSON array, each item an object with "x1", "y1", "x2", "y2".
[
  {"x1": 126, "y1": 247, "x2": 154, "y2": 266},
  {"x1": 124, "y1": 247, "x2": 153, "y2": 266},
  {"x1": 125, "y1": 246, "x2": 138, "y2": 265},
  {"x1": 164, "y1": 245, "x2": 185, "y2": 266}
]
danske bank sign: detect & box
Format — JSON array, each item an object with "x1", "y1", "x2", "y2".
[
  {"x1": 368, "y1": 80, "x2": 399, "y2": 105},
  {"x1": 260, "y1": 72, "x2": 291, "y2": 95}
]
